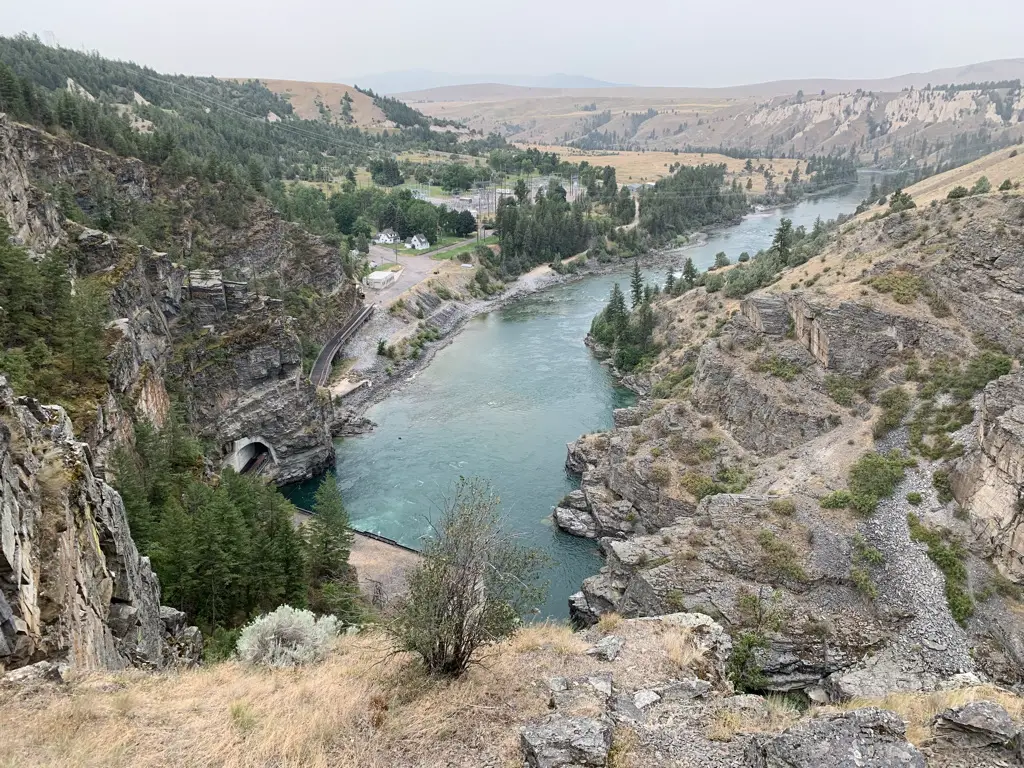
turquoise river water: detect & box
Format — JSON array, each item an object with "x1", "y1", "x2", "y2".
[{"x1": 287, "y1": 173, "x2": 881, "y2": 618}]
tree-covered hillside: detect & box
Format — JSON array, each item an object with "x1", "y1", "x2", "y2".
[{"x1": 0, "y1": 34, "x2": 482, "y2": 185}]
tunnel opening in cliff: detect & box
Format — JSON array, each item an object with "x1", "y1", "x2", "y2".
[{"x1": 224, "y1": 437, "x2": 278, "y2": 475}]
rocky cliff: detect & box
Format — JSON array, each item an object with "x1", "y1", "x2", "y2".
[
  {"x1": 0, "y1": 377, "x2": 197, "y2": 673},
  {"x1": 559, "y1": 191, "x2": 1024, "y2": 703},
  {"x1": 0, "y1": 112, "x2": 363, "y2": 483}
]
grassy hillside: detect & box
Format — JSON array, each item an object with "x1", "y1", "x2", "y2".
[
  {"x1": 902, "y1": 145, "x2": 1024, "y2": 203},
  {"x1": 245, "y1": 79, "x2": 387, "y2": 130}
]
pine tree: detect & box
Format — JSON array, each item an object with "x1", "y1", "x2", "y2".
[
  {"x1": 630, "y1": 259, "x2": 644, "y2": 308},
  {"x1": 608, "y1": 283, "x2": 628, "y2": 333},
  {"x1": 665, "y1": 267, "x2": 676, "y2": 292},
  {"x1": 304, "y1": 473, "x2": 356, "y2": 617},
  {"x1": 682, "y1": 257, "x2": 698, "y2": 289}
]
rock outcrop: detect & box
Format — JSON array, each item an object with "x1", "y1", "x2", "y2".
[
  {"x1": 746, "y1": 708, "x2": 926, "y2": 767},
  {"x1": 952, "y1": 371, "x2": 1024, "y2": 581},
  {"x1": 0, "y1": 377, "x2": 198, "y2": 672}
]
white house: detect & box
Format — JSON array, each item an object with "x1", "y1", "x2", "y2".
[
  {"x1": 374, "y1": 228, "x2": 400, "y2": 245},
  {"x1": 406, "y1": 234, "x2": 430, "y2": 251}
]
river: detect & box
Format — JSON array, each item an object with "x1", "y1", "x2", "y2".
[{"x1": 287, "y1": 172, "x2": 880, "y2": 618}]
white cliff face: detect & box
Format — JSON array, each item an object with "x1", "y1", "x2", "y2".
[
  {"x1": 953, "y1": 372, "x2": 1024, "y2": 581},
  {"x1": 0, "y1": 378, "x2": 184, "y2": 671}
]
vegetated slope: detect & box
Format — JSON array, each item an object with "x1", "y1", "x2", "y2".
[
  {"x1": 561, "y1": 182, "x2": 1024, "y2": 704},
  {"x1": 898, "y1": 145, "x2": 1024, "y2": 204},
  {"x1": 245, "y1": 79, "x2": 388, "y2": 129}
]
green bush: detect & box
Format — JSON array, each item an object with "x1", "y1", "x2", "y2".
[
  {"x1": 906, "y1": 492, "x2": 923, "y2": 506},
  {"x1": 825, "y1": 375, "x2": 858, "y2": 406},
  {"x1": 769, "y1": 499, "x2": 796, "y2": 517},
  {"x1": 947, "y1": 186, "x2": 969, "y2": 200},
  {"x1": 821, "y1": 451, "x2": 912, "y2": 516},
  {"x1": 850, "y1": 566, "x2": 878, "y2": 599},
  {"x1": 873, "y1": 387, "x2": 912, "y2": 438},
  {"x1": 907, "y1": 513, "x2": 973, "y2": 625},
  {"x1": 757, "y1": 530, "x2": 807, "y2": 582},
  {"x1": 649, "y1": 463, "x2": 672, "y2": 486},
  {"x1": 933, "y1": 470, "x2": 954, "y2": 504},
  {"x1": 869, "y1": 271, "x2": 923, "y2": 304},
  {"x1": 752, "y1": 354, "x2": 802, "y2": 382},
  {"x1": 820, "y1": 490, "x2": 853, "y2": 509}
]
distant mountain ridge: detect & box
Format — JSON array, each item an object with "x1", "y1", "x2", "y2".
[
  {"x1": 350, "y1": 69, "x2": 622, "y2": 94},
  {"x1": 394, "y1": 58, "x2": 1024, "y2": 102}
]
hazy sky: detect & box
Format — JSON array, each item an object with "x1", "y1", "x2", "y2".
[{"x1": 5, "y1": 0, "x2": 1023, "y2": 88}]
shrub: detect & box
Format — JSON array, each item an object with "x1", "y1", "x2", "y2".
[
  {"x1": 907, "y1": 513, "x2": 973, "y2": 625},
  {"x1": 236, "y1": 606, "x2": 339, "y2": 667},
  {"x1": 906, "y1": 491, "x2": 923, "y2": 506},
  {"x1": 769, "y1": 499, "x2": 796, "y2": 517},
  {"x1": 752, "y1": 354, "x2": 802, "y2": 381},
  {"x1": 850, "y1": 566, "x2": 877, "y2": 599},
  {"x1": 873, "y1": 387, "x2": 912, "y2": 438},
  {"x1": 757, "y1": 530, "x2": 807, "y2": 582},
  {"x1": 386, "y1": 478, "x2": 546, "y2": 677},
  {"x1": 825, "y1": 375, "x2": 857, "y2": 406},
  {"x1": 820, "y1": 490, "x2": 852, "y2": 509},
  {"x1": 947, "y1": 186, "x2": 969, "y2": 200},
  {"x1": 649, "y1": 463, "x2": 672, "y2": 486},
  {"x1": 680, "y1": 472, "x2": 721, "y2": 501},
  {"x1": 933, "y1": 470, "x2": 954, "y2": 504},
  {"x1": 849, "y1": 451, "x2": 912, "y2": 505},
  {"x1": 999, "y1": 179, "x2": 1013, "y2": 192},
  {"x1": 869, "y1": 272, "x2": 923, "y2": 304},
  {"x1": 970, "y1": 176, "x2": 991, "y2": 195}
]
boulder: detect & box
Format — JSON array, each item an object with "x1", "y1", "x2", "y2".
[
  {"x1": 746, "y1": 707, "x2": 926, "y2": 767},
  {"x1": 586, "y1": 635, "x2": 624, "y2": 661},
  {"x1": 932, "y1": 701, "x2": 1020, "y2": 749},
  {"x1": 521, "y1": 715, "x2": 613, "y2": 768},
  {"x1": 554, "y1": 506, "x2": 599, "y2": 539}
]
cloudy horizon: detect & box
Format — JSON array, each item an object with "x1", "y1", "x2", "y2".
[{"x1": 4, "y1": 0, "x2": 1023, "y2": 89}]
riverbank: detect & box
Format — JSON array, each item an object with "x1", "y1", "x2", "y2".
[{"x1": 336, "y1": 250, "x2": 675, "y2": 426}]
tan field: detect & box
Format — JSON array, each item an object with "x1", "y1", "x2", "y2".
[
  {"x1": 522, "y1": 144, "x2": 801, "y2": 192},
  {"x1": 246, "y1": 79, "x2": 388, "y2": 130}
]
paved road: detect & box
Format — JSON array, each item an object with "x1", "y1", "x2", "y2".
[{"x1": 366, "y1": 231, "x2": 492, "y2": 305}]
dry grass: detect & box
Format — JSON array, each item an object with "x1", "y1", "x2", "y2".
[
  {"x1": 841, "y1": 684, "x2": 1024, "y2": 745},
  {"x1": 902, "y1": 148, "x2": 1024, "y2": 205},
  {"x1": 660, "y1": 626, "x2": 701, "y2": 671},
  {"x1": 706, "y1": 694, "x2": 800, "y2": 742},
  {"x1": 596, "y1": 612, "x2": 623, "y2": 634},
  {"x1": 0, "y1": 625, "x2": 593, "y2": 768},
  {"x1": 245, "y1": 79, "x2": 387, "y2": 130}
]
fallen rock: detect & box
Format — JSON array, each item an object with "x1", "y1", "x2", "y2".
[
  {"x1": 746, "y1": 707, "x2": 926, "y2": 767},
  {"x1": 633, "y1": 689, "x2": 660, "y2": 709},
  {"x1": 521, "y1": 715, "x2": 613, "y2": 768},
  {"x1": 933, "y1": 701, "x2": 1020, "y2": 749},
  {"x1": 1, "y1": 660, "x2": 68, "y2": 685},
  {"x1": 586, "y1": 635, "x2": 624, "y2": 661}
]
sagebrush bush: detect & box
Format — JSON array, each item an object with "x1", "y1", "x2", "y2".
[{"x1": 236, "y1": 605, "x2": 339, "y2": 667}]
